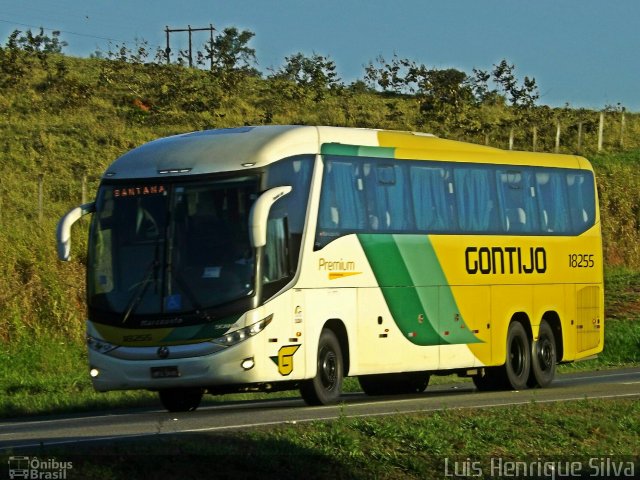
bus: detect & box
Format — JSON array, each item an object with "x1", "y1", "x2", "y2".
[{"x1": 57, "y1": 126, "x2": 603, "y2": 411}]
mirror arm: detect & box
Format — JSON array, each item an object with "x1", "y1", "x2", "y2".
[
  {"x1": 249, "y1": 186, "x2": 292, "y2": 307},
  {"x1": 56, "y1": 202, "x2": 96, "y2": 261},
  {"x1": 249, "y1": 186, "x2": 292, "y2": 248}
]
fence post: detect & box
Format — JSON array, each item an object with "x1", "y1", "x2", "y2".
[
  {"x1": 598, "y1": 111, "x2": 604, "y2": 152},
  {"x1": 82, "y1": 175, "x2": 87, "y2": 204},
  {"x1": 555, "y1": 120, "x2": 561, "y2": 153},
  {"x1": 38, "y1": 173, "x2": 44, "y2": 224},
  {"x1": 577, "y1": 122, "x2": 583, "y2": 152},
  {"x1": 620, "y1": 109, "x2": 626, "y2": 149}
]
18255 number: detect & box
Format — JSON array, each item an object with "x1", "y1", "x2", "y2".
[{"x1": 569, "y1": 253, "x2": 595, "y2": 268}]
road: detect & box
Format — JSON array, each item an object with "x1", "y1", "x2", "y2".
[{"x1": 1, "y1": 367, "x2": 639, "y2": 451}]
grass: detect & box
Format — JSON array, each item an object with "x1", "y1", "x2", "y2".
[
  {"x1": 2, "y1": 399, "x2": 638, "y2": 479},
  {"x1": 604, "y1": 266, "x2": 640, "y2": 319}
]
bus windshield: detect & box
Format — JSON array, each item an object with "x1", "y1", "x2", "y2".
[{"x1": 88, "y1": 176, "x2": 259, "y2": 321}]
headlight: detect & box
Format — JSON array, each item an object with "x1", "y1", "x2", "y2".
[
  {"x1": 212, "y1": 314, "x2": 273, "y2": 347},
  {"x1": 87, "y1": 335, "x2": 118, "y2": 354}
]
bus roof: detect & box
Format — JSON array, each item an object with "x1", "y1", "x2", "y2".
[{"x1": 104, "y1": 125, "x2": 591, "y2": 179}]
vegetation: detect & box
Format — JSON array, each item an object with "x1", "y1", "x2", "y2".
[
  {"x1": 0, "y1": 28, "x2": 638, "y2": 418},
  {"x1": 2, "y1": 399, "x2": 638, "y2": 479}
]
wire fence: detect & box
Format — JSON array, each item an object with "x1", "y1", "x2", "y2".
[{"x1": 0, "y1": 108, "x2": 637, "y2": 227}]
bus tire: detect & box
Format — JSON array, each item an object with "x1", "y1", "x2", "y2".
[
  {"x1": 528, "y1": 320, "x2": 557, "y2": 388},
  {"x1": 158, "y1": 387, "x2": 204, "y2": 412},
  {"x1": 359, "y1": 372, "x2": 430, "y2": 395},
  {"x1": 502, "y1": 321, "x2": 531, "y2": 390},
  {"x1": 300, "y1": 329, "x2": 344, "y2": 405}
]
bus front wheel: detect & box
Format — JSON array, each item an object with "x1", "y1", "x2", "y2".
[
  {"x1": 300, "y1": 329, "x2": 344, "y2": 405},
  {"x1": 158, "y1": 387, "x2": 204, "y2": 412}
]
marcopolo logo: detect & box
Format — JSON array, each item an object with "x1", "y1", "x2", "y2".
[{"x1": 8, "y1": 456, "x2": 73, "y2": 479}]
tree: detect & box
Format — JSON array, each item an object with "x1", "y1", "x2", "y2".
[
  {"x1": 270, "y1": 52, "x2": 341, "y2": 101},
  {"x1": 202, "y1": 27, "x2": 258, "y2": 89},
  {"x1": 414, "y1": 67, "x2": 477, "y2": 136},
  {"x1": 364, "y1": 54, "x2": 417, "y2": 95},
  {"x1": 0, "y1": 31, "x2": 27, "y2": 87},
  {"x1": 471, "y1": 60, "x2": 539, "y2": 109},
  {"x1": 17, "y1": 28, "x2": 67, "y2": 55}
]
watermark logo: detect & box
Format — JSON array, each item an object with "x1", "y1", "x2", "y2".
[
  {"x1": 443, "y1": 456, "x2": 636, "y2": 479},
  {"x1": 7, "y1": 456, "x2": 73, "y2": 479}
]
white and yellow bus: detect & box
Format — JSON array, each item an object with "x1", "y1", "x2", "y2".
[{"x1": 57, "y1": 126, "x2": 603, "y2": 411}]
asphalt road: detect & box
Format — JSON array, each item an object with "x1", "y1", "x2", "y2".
[{"x1": 1, "y1": 367, "x2": 639, "y2": 451}]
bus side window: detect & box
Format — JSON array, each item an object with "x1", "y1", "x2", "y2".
[
  {"x1": 318, "y1": 160, "x2": 366, "y2": 231},
  {"x1": 264, "y1": 217, "x2": 289, "y2": 283},
  {"x1": 265, "y1": 156, "x2": 314, "y2": 274},
  {"x1": 535, "y1": 170, "x2": 570, "y2": 233},
  {"x1": 567, "y1": 172, "x2": 596, "y2": 233},
  {"x1": 363, "y1": 162, "x2": 412, "y2": 231},
  {"x1": 410, "y1": 165, "x2": 453, "y2": 232},
  {"x1": 496, "y1": 170, "x2": 539, "y2": 233},
  {"x1": 453, "y1": 166, "x2": 500, "y2": 233}
]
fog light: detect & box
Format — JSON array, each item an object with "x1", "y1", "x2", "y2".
[
  {"x1": 241, "y1": 357, "x2": 255, "y2": 370},
  {"x1": 90, "y1": 368, "x2": 100, "y2": 378}
]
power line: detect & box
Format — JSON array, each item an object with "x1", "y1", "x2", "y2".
[{"x1": 0, "y1": 18, "x2": 126, "y2": 43}]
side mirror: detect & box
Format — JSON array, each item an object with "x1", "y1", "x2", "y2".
[
  {"x1": 249, "y1": 186, "x2": 292, "y2": 248},
  {"x1": 56, "y1": 202, "x2": 96, "y2": 261}
]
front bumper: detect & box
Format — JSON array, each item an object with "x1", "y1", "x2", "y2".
[{"x1": 89, "y1": 338, "x2": 266, "y2": 391}]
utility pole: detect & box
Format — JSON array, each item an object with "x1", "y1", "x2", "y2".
[
  {"x1": 165, "y1": 26, "x2": 171, "y2": 64},
  {"x1": 164, "y1": 24, "x2": 215, "y2": 67}
]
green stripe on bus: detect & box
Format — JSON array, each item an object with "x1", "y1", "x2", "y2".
[
  {"x1": 357, "y1": 234, "x2": 480, "y2": 346},
  {"x1": 393, "y1": 235, "x2": 480, "y2": 345},
  {"x1": 321, "y1": 143, "x2": 395, "y2": 158},
  {"x1": 358, "y1": 234, "x2": 441, "y2": 346}
]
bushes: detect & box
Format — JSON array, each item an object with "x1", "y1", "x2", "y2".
[
  {"x1": 593, "y1": 152, "x2": 640, "y2": 269},
  {"x1": 1, "y1": 39, "x2": 640, "y2": 343}
]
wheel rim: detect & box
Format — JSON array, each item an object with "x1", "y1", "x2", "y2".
[
  {"x1": 536, "y1": 335, "x2": 554, "y2": 372},
  {"x1": 319, "y1": 347, "x2": 337, "y2": 391},
  {"x1": 510, "y1": 336, "x2": 526, "y2": 376}
]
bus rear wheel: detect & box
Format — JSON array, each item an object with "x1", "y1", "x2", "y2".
[
  {"x1": 158, "y1": 387, "x2": 204, "y2": 412},
  {"x1": 502, "y1": 321, "x2": 531, "y2": 390},
  {"x1": 528, "y1": 320, "x2": 557, "y2": 388},
  {"x1": 359, "y1": 372, "x2": 430, "y2": 395},
  {"x1": 300, "y1": 329, "x2": 344, "y2": 405}
]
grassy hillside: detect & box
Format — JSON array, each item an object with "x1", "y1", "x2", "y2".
[{"x1": 0, "y1": 50, "x2": 639, "y2": 348}]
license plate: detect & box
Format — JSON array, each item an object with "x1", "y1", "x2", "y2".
[{"x1": 151, "y1": 366, "x2": 180, "y2": 379}]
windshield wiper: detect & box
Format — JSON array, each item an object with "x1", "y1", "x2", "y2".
[
  {"x1": 169, "y1": 266, "x2": 213, "y2": 321},
  {"x1": 121, "y1": 258, "x2": 159, "y2": 324}
]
